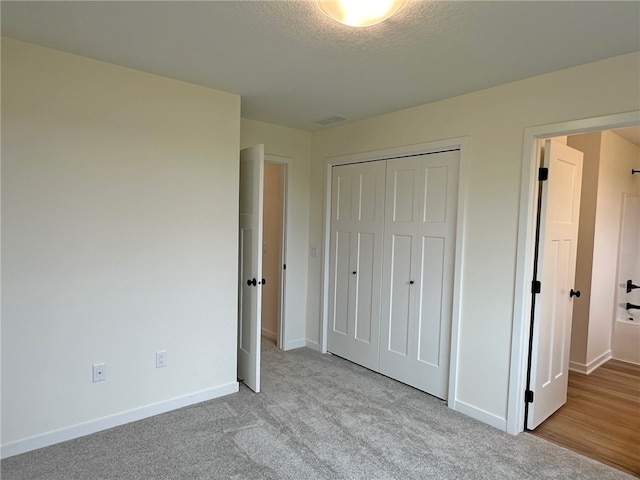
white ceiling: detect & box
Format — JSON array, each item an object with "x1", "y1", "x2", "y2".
[{"x1": 2, "y1": 1, "x2": 639, "y2": 132}]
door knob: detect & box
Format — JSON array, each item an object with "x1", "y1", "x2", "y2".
[
  {"x1": 627, "y1": 280, "x2": 639, "y2": 293},
  {"x1": 247, "y1": 278, "x2": 257, "y2": 287},
  {"x1": 570, "y1": 289, "x2": 581, "y2": 298},
  {"x1": 409, "y1": 280, "x2": 415, "y2": 285},
  {"x1": 261, "y1": 278, "x2": 266, "y2": 285},
  {"x1": 352, "y1": 271, "x2": 357, "y2": 275}
]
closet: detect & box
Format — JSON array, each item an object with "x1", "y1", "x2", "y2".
[{"x1": 327, "y1": 149, "x2": 459, "y2": 400}]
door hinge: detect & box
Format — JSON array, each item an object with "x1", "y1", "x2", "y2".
[
  {"x1": 531, "y1": 280, "x2": 541, "y2": 294},
  {"x1": 538, "y1": 167, "x2": 549, "y2": 181},
  {"x1": 525, "y1": 390, "x2": 534, "y2": 403}
]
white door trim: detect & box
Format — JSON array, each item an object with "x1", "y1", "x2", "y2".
[
  {"x1": 507, "y1": 110, "x2": 640, "y2": 435},
  {"x1": 320, "y1": 137, "x2": 469, "y2": 410},
  {"x1": 265, "y1": 154, "x2": 289, "y2": 350}
]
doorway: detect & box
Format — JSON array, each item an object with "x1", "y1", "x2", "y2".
[
  {"x1": 238, "y1": 147, "x2": 289, "y2": 394},
  {"x1": 262, "y1": 160, "x2": 287, "y2": 349},
  {"x1": 523, "y1": 129, "x2": 640, "y2": 473},
  {"x1": 508, "y1": 111, "x2": 640, "y2": 435}
]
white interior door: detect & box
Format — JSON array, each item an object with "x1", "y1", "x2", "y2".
[
  {"x1": 379, "y1": 150, "x2": 459, "y2": 399},
  {"x1": 527, "y1": 140, "x2": 583, "y2": 429},
  {"x1": 238, "y1": 144, "x2": 264, "y2": 393},
  {"x1": 327, "y1": 161, "x2": 385, "y2": 370}
]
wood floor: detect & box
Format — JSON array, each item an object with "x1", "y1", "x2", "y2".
[{"x1": 531, "y1": 360, "x2": 640, "y2": 477}]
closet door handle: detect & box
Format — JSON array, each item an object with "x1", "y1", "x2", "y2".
[
  {"x1": 261, "y1": 278, "x2": 266, "y2": 285},
  {"x1": 247, "y1": 278, "x2": 257, "y2": 287},
  {"x1": 352, "y1": 271, "x2": 357, "y2": 275},
  {"x1": 570, "y1": 289, "x2": 580, "y2": 298},
  {"x1": 409, "y1": 280, "x2": 414, "y2": 285}
]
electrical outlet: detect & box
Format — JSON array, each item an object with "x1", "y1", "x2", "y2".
[
  {"x1": 156, "y1": 350, "x2": 168, "y2": 368},
  {"x1": 93, "y1": 363, "x2": 106, "y2": 383}
]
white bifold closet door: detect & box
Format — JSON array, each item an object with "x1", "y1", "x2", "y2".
[
  {"x1": 379, "y1": 150, "x2": 459, "y2": 399},
  {"x1": 327, "y1": 161, "x2": 385, "y2": 371},
  {"x1": 327, "y1": 149, "x2": 459, "y2": 400}
]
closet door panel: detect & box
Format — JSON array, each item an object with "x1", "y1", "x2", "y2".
[
  {"x1": 379, "y1": 157, "x2": 420, "y2": 383},
  {"x1": 387, "y1": 234, "x2": 413, "y2": 356},
  {"x1": 354, "y1": 233, "x2": 375, "y2": 343},
  {"x1": 358, "y1": 171, "x2": 378, "y2": 222},
  {"x1": 390, "y1": 168, "x2": 416, "y2": 223},
  {"x1": 417, "y1": 236, "x2": 445, "y2": 366},
  {"x1": 328, "y1": 161, "x2": 385, "y2": 370},
  {"x1": 423, "y1": 166, "x2": 448, "y2": 223},
  {"x1": 348, "y1": 162, "x2": 386, "y2": 370},
  {"x1": 410, "y1": 151, "x2": 459, "y2": 398},
  {"x1": 327, "y1": 167, "x2": 354, "y2": 359},
  {"x1": 380, "y1": 151, "x2": 459, "y2": 399},
  {"x1": 331, "y1": 231, "x2": 351, "y2": 336},
  {"x1": 327, "y1": 229, "x2": 350, "y2": 357},
  {"x1": 335, "y1": 173, "x2": 354, "y2": 221}
]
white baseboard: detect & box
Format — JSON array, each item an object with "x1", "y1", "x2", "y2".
[
  {"x1": 281, "y1": 338, "x2": 322, "y2": 352},
  {"x1": 569, "y1": 350, "x2": 612, "y2": 375},
  {"x1": 283, "y1": 338, "x2": 306, "y2": 351},
  {"x1": 261, "y1": 328, "x2": 277, "y2": 341},
  {"x1": 283, "y1": 339, "x2": 322, "y2": 351},
  {"x1": 452, "y1": 399, "x2": 507, "y2": 431},
  {"x1": 1, "y1": 382, "x2": 239, "y2": 459},
  {"x1": 611, "y1": 356, "x2": 640, "y2": 366},
  {"x1": 305, "y1": 340, "x2": 321, "y2": 352}
]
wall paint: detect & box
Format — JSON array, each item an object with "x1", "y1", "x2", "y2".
[
  {"x1": 262, "y1": 162, "x2": 285, "y2": 341},
  {"x1": 2, "y1": 39, "x2": 241, "y2": 448},
  {"x1": 307, "y1": 52, "x2": 640, "y2": 423},
  {"x1": 240, "y1": 119, "x2": 313, "y2": 350},
  {"x1": 567, "y1": 133, "x2": 603, "y2": 369}
]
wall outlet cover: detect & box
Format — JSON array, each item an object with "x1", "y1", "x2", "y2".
[
  {"x1": 92, "y1": 363, "x2": 106, "y2": 383},
  {"x1": 156, "y1": 350, "x2": 168, "y2": 368}
]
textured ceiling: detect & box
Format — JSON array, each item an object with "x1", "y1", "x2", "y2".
[{"x1": 2, "y1": 1, "x2": 639, "y2": 131}]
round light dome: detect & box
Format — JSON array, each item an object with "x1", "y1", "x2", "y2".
[{"x1": 315, "y1": 0, "x2": 408, "y2": 28}]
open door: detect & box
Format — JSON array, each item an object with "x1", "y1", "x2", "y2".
[
  {"x1": 527, "y1": 139, "x2": 583, "y2": 429},
  {"x1": 238, "y1": 144, "x2": 264, "y2": 393}
]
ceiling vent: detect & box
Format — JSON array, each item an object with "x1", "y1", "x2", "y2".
[{"x1": 311, "y1": 115, "x2": 348, "y2": 126}]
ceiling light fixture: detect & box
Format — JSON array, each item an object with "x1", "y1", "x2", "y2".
[{"x1": 315, "y1": 0, "x2": 408, "y2": 28}]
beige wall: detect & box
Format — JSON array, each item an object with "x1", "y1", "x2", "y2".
[
  {"x1": 240, "y1": 119, "x2": 313, "y2": 350},
  {"x1": 567, "y1": 133, "x2": 602, "y2": 368},
  {"x1": 2, "y1": 39, "x2": 241, "y2": 449},
  {"x1": 262, "y1": 162, "x2": 285, "y2": 341},
  {"x1": 307, "y1": 52, "x2": 640, "y2": 425}
]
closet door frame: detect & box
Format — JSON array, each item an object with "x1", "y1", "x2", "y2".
[{"x1": 320, "y1": 137, "x2": 469, "y2": 409}]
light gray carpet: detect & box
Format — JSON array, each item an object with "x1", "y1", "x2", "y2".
[{"x1": 2, "y1": 342, "x2": 634, "y2": 479}]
